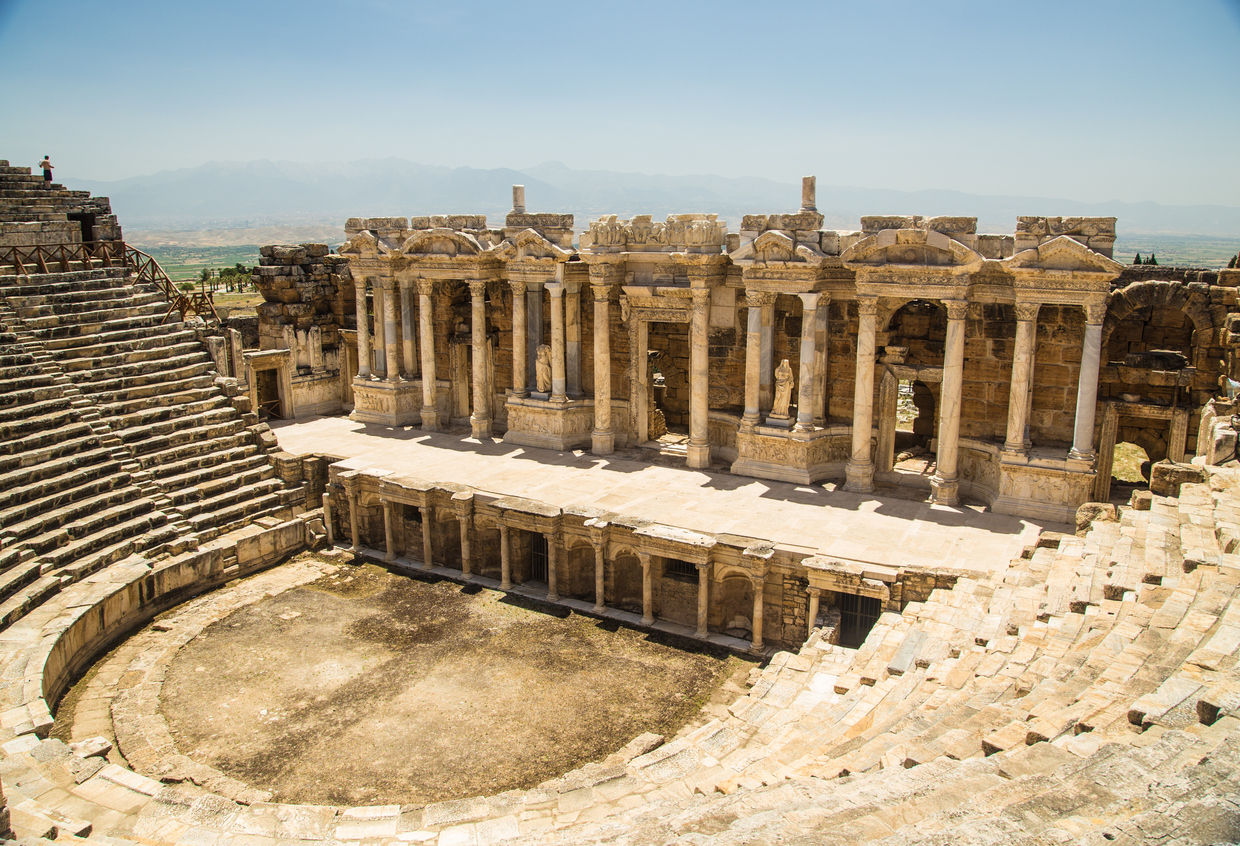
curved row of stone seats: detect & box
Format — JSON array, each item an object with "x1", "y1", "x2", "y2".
[
  {"x1": 0, "y1": 472, "x2": 1236, "y2": 842},
  {"x1": 0, "y1": 266, "x2": 297, "y2": 544}
]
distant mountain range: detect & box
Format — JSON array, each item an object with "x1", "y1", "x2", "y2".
[{"x1": 71, "y1": 157, "x2": 1240, "y2": 239}]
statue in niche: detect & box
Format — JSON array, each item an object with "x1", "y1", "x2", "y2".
[
  {"x1": 772, "y1": 359, "x2": 794, "y2": 419},
  {"x1": 535, "y1": 344, "x2": 552, "y2": 393}
]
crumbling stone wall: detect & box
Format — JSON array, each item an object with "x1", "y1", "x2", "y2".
[{"x1": 253, "y1": 244, "x2": 351, "y2": 353}]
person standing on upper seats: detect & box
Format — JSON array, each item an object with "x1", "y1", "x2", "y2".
[{"x1": 38, "y1": 156, "x2": 53, "y2": 188}]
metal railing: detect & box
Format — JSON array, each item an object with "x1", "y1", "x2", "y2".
[{"x1": 0, "y1": 240, "x2": 219, "y2": 324}]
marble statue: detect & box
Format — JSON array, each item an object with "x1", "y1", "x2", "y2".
[
  {"x1": 536, "y1": 344, "x2": 552, "y2": 393},
  {"x1": 773, "y1": 359, "x2": 794, "y2": 418}
]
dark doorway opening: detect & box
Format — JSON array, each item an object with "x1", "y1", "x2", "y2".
[
  {"x1": 839, "y1": 593, "x2": 882, "y2": 648},
  {"x1": 67, "y1": 212, "x2": 96, "y2": 244},
  {"x1": 256, "y1": 370, "x2": 282, "y2": 420},
  {"x1": 530, "y1": 533, "x2": 549, "y2": 583}
]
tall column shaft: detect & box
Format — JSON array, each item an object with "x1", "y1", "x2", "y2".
[
  {"x1": 400, "y1": 280, "x2": 416, "y2": 378},
  {"x1": 547, "y1": 534, "x2": 560, "y2": 601},
  {"x1": 795, "y1": 293, "x2": 821, "y2": 431},
  {"x1": 417, "y1": 279, "x2": 438, "y2": 430},
  {"x1": 355, "y1": 281, "x2": 371, "y2": 378},
  {"x1": 1004, "y1": 303, "x2": 1041, "y2": 455},
  {"x1": 382, "y1": 280, "x2": 399, "y2": 380},
  {"x1": 813, "y1": 301, "x2": 829, "y2": 426},
  {"x1": 845, "y1": 298, "x2": 878, "y2": 493},
  {"x1": 373, "y1": 283, "x2": 387, "y2": 379},
  {"x1": 347, "y1": 488, "x2": 359, "y2": 550},
  {"x1": 759, "y1": 300, "x2": 775, "y2": 412},
  {"x1": 383, "y1": 500, "x2": 396, "y2": 563},
  {"x1": 932, "y1": 299, "x2": 968, "y2": 506},
  {"x1": 458, "y1": 516, "x2": 472, "y2": 578},
  {"x1": 547, "y1": 282, "x2": 567, "y2": 401},
  {"x1": 419, "y1": 506, "x2": 433, "y2": 570},
  {"x1": 688, "y1": 288, "x2": 711, "y2": 469},
  {"x1": 1070, "y1": 304, "x2": 1106, "y2": 460},
  {"x1": 629, "y1": 318, "x2": 649, "y2": 444},
  {"x1": 510, "y1": 280, "x2": 528, "y2": 396},
  {"x1": 566, "y1": 286, "x2": 581, "y2": 396},
  {"x1": 696, "y1": 562, "x2": 710, "y2": 638},
  {"x1": 322, "y1": 492, "x2": 334, "y2": 546},
  {"x1": 742, "y1": 291, "x2": 772, "y2": 426},
  {"x1": 593, "y1": 543, "x2": 606, "y2": 612},
  {"x1": 639, "y1": 552, "x2": 654, "y2": 626},
  {"x1": 469, "y1": 280, "x2": 492, "y2": 438},
  {"x1": 807, "y1": 587, "x2": 821, "y2": 638},
  {"x1": 591, "y1": 282, "x2": 614, "y2": 454},
  {"x1": 499, "y1": 524, "x2": 512, "y2": 590},
  {"x1": 526, "y1": 284, "x2": 544, "y2": 393},
  {"x1": 751, "y1": 576, "x2": 765, "y2": 651}
]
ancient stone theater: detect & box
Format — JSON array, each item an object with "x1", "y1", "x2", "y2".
[{"x1": 1, "y1": 159, "x2": 1240, "y2": 845}]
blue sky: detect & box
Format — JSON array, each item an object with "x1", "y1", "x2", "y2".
[{"x1": 1, "y1": 0, "x2": 1238, "y2": 206}]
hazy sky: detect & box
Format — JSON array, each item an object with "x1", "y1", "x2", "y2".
[{"x1": 2, "y1": 0, "x2": 1238, "y2": 206}]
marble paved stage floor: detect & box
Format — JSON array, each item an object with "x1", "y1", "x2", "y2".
[{"x1": 272, "y1": 416, "x2": 1069, "y2": 576}]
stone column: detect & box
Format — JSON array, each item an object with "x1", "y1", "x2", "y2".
[
  {"x1": 592, "y1": 542, "x2": 606, "y2": 612},
  {"x1": 751, "y1": 573, "x2": 766, "y2": 651},
  {"x1": 458, "y1": 514, "x2": 472, "y2": 578},
  {"x1": 417, "y1": 279, "x2": 438, "y2": 430},
  {"x1": 695, "y1": 561, "x2": 710, "y2": 638},
  {"x1": 526, "y1": 283, "x2": 545, "y2": 394},
  {"x1": 638, "y1": 551, "x2": 654, "y2": 626},
  {"x1": 322, "y1": 492, "x2": 334, "y2": 546},
  {"x1": 400, "y1": 278, "x2": 416, "y2": 378},
  {"x1": 546, "y1": 532, "x2": 560, "y2": 602},
  {"x1": 688, "y1": 288, "x2": 711, "y2": 469},
  {"x1": 383, "y1": 500, "x2": 396, "y2": 563},
  {"x1": 373, "y1": 283, "x2": 387, "y2": 379},
  {"x1": 382, "y1": 278, "x2": 400, "y2": 381},
  {"x1": 546, "y1": 282, "x2": 568, "y2": 402},
  {"x1": 801, "y1": 175, "x2": 817, "y2": 212},
  {"x1": 742, "y1": 291, "x2": 775, "y2": 428},
  {"x1": 419, "y1": 506, "x2": 433, "y2": 570},
  {"x1": 355, "y1": 281, "x2": 371, "y2": 379},
  {"x1": 795, "y1": 293, "x2": 822, "y2": 431},
  {"x1": 813, "y1": 300, "x2": 829, "y2": 427},
  {"x1": 566, "y1": 285, "x2": 582, "y2": 397},
  {"x1": 591, "y1": 282, "x2": 614, "y2": 454},
  {"x1": 759, "y1": 297, "x2": 776, "y2": 412},
  {"x1": 1004, "y1": 302, "x2": 1041, "y2": 456},
  {"x1": 807, "y1": 586, "x2": 822, "y2": 638},
  {"x1": 629, "y1": 318, "x2": 649, "y2": 444},
  {"x1": 932, "y1": 299, "x2": 968, "y2": 506},
  {"x1": 347, "y1": 486, "x2": 360, "y2": 550},
  {"x1": 845, "y1": 298, "x2": 879, "y2": 493},
  {"x1": 509, "y1": 280, "x2": 528, "y2": 396},
  {"x1": 468, "y1": 280, "x2": 492, "y2": 438},
  {"x1": 1070, "y1": 302, "x2": 1106, "y2": 461},
  {"x1": 499, "y1": 524, "x2": 513, "y2": 589},
  {"x1": 512, "y1": 184, "x2": 526, "y2": 213}
]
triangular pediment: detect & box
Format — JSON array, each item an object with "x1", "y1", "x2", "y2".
[
  {"x1": 842, "y1": 228, "x2": 983, "y2": 272},
  {"x1": 1004, "y1": 235, "x2": 1124, "y2": 274},
  {"x1": 400, "y1": 228, "x2": 484, "y2": 258}
]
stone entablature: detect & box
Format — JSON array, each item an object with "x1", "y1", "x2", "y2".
[
  {"x1": 326, "y1": 178, "x2": 1239, "y2": 524},
  {"x1": 329, "y1": 466, "x2": 959, "y2": 651}
]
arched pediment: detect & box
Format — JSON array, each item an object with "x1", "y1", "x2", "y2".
[
  {"x1": 1003, "y1": 235, "x2": 1124, "y2": 274},
  {"x1": 339, "y1": 230, "x2": 380, "y2": 257},
  {"x1": 842, "y1": 228, "x2": 983, "y2": 273},
  {"x1": 493, "y1": 228, "x2": 572, "y2": 262},
  {"x1": 400, "y1": 228, "x2": 484, "y2": 258},
  {"x1": 729, "y1": 230, "x2": 827, "y2": 266}
]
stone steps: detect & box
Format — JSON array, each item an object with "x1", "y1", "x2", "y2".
[{"x1": 0, "y1": 470, "x2": 136, "y2": 543}]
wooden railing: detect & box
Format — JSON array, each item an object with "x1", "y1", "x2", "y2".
[{"x1": 0, "y1": 240, "x2": 219, "y2": 323}]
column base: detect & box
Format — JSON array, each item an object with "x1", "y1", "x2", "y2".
[
  {"x1": 687, "y1": 441, "x2": 711, "y2": 469},
  {"x1": 1067, "y1": 447, "x2": 1096, "y2": 462},
  {"x1": 1001, "y1": 444, "x2": 1029, "y2": 463},
  {"x1": 470, "y1": 416, "x2": 493, "y2": 439},
  {"x1": 640, "y1": 615, "x2": 655, "y2": 626},
  {"x1": 420, "y1": 408, "x2": 440, "y2": 431},
  {"x1": 547, "y1": 592, "x2": 560, "y2": 602},
  {"x1": 592, "y1": 603, "x2": 605, "y2": 614},
  {"x1": 844, "y1": 459, "x2": 875, "y2": 494},
  {"x1": 930, "y1": 475, "x2": 959, "y2": 506},
  {"x1": 591, "y1": 429, "x2": 614, "y2": 455}
]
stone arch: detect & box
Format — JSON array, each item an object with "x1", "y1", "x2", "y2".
[
  {"x1": 562, "y1": 536, "x2": 596, "y2": 600},
  {"x1": 608, "y1": 551, "x2": 643, "y2": 615},
  {"x1": 1102, "y1": 280, "x2": 1219, "y2": 352},
  {"x1": 716, "y1": 574, "x2": 755, "y2": 638},
  {"x1": 400, "y1": 229, "x2": 483, "y2": 257}
]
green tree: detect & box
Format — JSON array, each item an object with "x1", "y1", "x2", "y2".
[
  {"x1": 1229, "y1": 255, "x2": 1237, "y2": 269},
  {"x1": 1134, "y1": 253, "x2": 1142, "y2": 265},
  {"x1": 1148, "y1": 253, "x2": 1158, "y2": 266},
  {"x1": 179, "y1": 281, "x2": 195, "y2": 293},
  {"x1": 199, "y1": 267, "x2": 211, "y2": 283}
]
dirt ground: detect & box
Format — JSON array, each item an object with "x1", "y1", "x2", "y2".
[{"x1": 158, "y1": 564, "x2": 742, "y2": 807}]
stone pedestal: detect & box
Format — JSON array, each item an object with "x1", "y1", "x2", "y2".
[
  {"x1": 351, "y1": 377, "x2": 447, "y2": 427},
  {"x1": 503, "y1": 396, "x2": 595, "y2": 451},
  {"x1": 731, "y1": 426, "x2": 851, "y2": 485}
]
